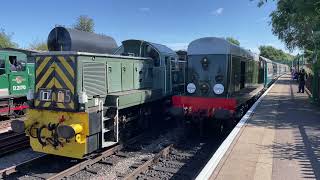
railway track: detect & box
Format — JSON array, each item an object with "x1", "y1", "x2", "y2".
[
  {"x1": 135, "y1": 138, "x2": 220, "y2": 180},
  {"x1": 0, "y1": 131, "x2": 29, "y2": 157},
  {"x1": 1, "y1": 129, "x2": 184, "y2": 180},
  {"x1": 0, "y1": 130, "x2": 228, "y2": 180}
]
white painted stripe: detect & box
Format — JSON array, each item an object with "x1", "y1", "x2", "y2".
[
  {"x1": 0, "y1": 88, "x2": 9, "y2": 96},
  {"x1": 0, "y1": 88, "x2": 9, "y2": 92},
  {"x1": 195, "y1": 78, "x2": 279, "y2": 180}
]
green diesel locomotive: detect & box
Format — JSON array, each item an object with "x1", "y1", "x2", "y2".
[
  {"x1": 0, "y1": 48, "x2": 35, "y2": 117},
  {"x1": 11, "y1": 27, "x2": 186, "y2": 159}
]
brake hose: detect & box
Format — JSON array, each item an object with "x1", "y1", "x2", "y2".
[
  {"x1": 37, "y1": 125, "x2": 47, "y2": 146},
  {"x1": 29, "y1": 123, "x2": 38, "y2": 138}
]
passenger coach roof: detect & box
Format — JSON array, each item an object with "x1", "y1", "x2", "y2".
[
  {"x1": 260, "y1": 56, "x2": 273, "y2": 63},
  {"x1": 188, "y1": 37, "x2": 256, "y2": 60}
]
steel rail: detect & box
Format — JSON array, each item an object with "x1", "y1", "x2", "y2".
[
  {"x1": 47, "y1": 134, "x2": 144, "y2": 180},
  {"x1": 123, "y1": 144, "x2": 173, "y2": 180}
]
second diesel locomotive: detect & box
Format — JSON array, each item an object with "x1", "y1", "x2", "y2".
[
  {"x1": 171, "y1": 37, "x2": 288, "y2": 133},
  {"x1": 0, "y1": 48, "x2": 36, "y2": 117},
  {"x1": 12, "y1": 27, "x2": 186, "y2": 159}
]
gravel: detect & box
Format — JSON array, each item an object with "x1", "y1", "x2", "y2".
[{"x1": 68, "y1": 129, "x2": 185, "y2": 180}]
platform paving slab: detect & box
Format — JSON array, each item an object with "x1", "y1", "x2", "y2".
[{"x1": 210, "y1": 75, "x2": 320, "y2": 180}]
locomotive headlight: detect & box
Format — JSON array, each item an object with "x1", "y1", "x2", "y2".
[
  {"x1": 200, "y1": 83, "x2": 209, "y2": 95},
  {"x1": 213, "y1": 84, "x2": 224, "y2": 95},
  {"x1": 187, "y1": 83, "x2": 196, "y2": 94}
]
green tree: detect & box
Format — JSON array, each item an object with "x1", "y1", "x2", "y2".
[
  {"x1": 73, "y1": 15, "x2": 95, "y2": 33},
  {"x1": 0, "y1": 29, "x2": 18, "y2": 48},
  {"x1": 29, "y1": 40, "x2": 48, "y2": 51},
  {"x1": 259, "y1": 45, "x2": 294, "y2": 65},
  {"x1": 226, "y1": 37, "x2": 240, "y2": 46},
  {"x1": 254, "y1": 0, "x2": 320, "y2": 52}
]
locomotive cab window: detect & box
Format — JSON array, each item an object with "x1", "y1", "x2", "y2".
[
  {"x1": 9, "y1": 56, "x2": 26, "y2": 72},
  {"x1": 0, "y1": 59, "x2": 5, "y2": 75},
  {"x1": 146, "y1": 45, "x2": 160, "y2": 67},
  {"x1": 165, "y1": 56, "x2": 169, "y2": 66}
]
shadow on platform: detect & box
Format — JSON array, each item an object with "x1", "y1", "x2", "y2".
[{"x1": 249, "y1": 76, "x2": 320, "y2": 179}]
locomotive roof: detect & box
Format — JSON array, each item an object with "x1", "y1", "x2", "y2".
[
  {"x1": 120, "y1": 39, "x2": 177, "y2": 56},
  {"x1": 0, "y1": 47, "x2": 41, "y2": 55},
  {"x1": 188, "y1": 37, "x2": 258, "y2": 60},
  {"x1": 32, "y1": 51, "x2": 151, "y2": 60},
  {"x1": 260, "y1": 56, "x2": 273, "y2": 63}
]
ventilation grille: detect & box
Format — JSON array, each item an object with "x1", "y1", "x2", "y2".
[{"x1": 83, "y1": 62, "x2": 106, "y2": 97}]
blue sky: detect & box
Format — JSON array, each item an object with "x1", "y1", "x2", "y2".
[{"x1": 0, "y1": 0, "x2": 295, "y2": 54}]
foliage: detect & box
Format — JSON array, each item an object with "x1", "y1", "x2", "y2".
[
  {"x1": 254, "y1": 0, "x2": 320, "y2": 63},
  {"x1": 226, "y1": 37, "x2": 240, "y2": 46},
  {"x1": 259, "y1": 45, "x2": 294, "y2": 64},
  {"x1": 29, "y1": 40, "x2": 48, "y2": 51},
  {"x1": 73, "y1": 15, "x2": 95, "y2": 33},
  {"x1": 0, "y1": 29, "x2": 18, "y2": 48},
  {"x1": 270, "y1": 0, "x2": 320, "y2": 51}
]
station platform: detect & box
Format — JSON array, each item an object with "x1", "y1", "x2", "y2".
[{"x1": 199, "y1": 74, "x2": 320, "y2": 180}]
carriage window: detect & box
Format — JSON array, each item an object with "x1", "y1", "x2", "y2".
[
  {"x1": 165, "y1": 56, "x2": 169, "y2": 66},
  {"x1": 0, "y1": 59, "x2": 5, "y2": 75}
]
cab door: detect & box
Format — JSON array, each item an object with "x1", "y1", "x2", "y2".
[
  {"x1": 8, "y1": 56, "x2": 28, "y2": 96},
  {"x1": 0, "y1": 55, "x2": 9, "y2": 97}
]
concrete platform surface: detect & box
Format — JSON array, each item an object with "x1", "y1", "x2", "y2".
[{"x1": 210, "y1": 75, "x2": 320, "y2": 180}]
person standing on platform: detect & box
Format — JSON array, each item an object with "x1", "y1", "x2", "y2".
[{"x1": 297, "y1": 69, "x2": 306, "y2": 93}]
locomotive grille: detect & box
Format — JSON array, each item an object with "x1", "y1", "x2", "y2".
[{"x1": 83, "y1": 62, "x2": 106, "y2": 97}]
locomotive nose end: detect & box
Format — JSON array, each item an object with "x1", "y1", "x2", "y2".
[
  {"x1": 57, "y1": 124, "x2": 83, "y2": 139},
  {"x1": 11, "y1": 119, "x2": 25, "y2": 133}
]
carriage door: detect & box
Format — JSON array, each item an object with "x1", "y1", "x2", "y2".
[{"x1": 240, "y1": 61, "x2": 246, "y2": 89}]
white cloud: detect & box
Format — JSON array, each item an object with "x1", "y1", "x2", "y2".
[
  {"x1": 212, "y1": 8, "x2": 224, "y2": 15},
  {"x1": 139, "y1": 7, "x2": 150, "y2": 12}
]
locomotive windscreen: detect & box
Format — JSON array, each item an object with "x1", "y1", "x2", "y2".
[{"x1": 47, "y1": 26, "x2": 118, "y2": 54}]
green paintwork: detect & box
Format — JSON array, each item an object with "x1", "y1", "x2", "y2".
[
  {"x1": 73, "y1": 53, "x2": 155, "y2": 110},
  {"x1": 107, "y1": 61, "x2": 122, "y2": 93},
  {"x1": 121, "y1": 62, "x2": 134, "y2": 91},
  {"x1": 0, "y1": 49, "x2": 34, "y2": 98},
  {"x1": 105, "y1": 89, "x2": 163, "y2": 109}
]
